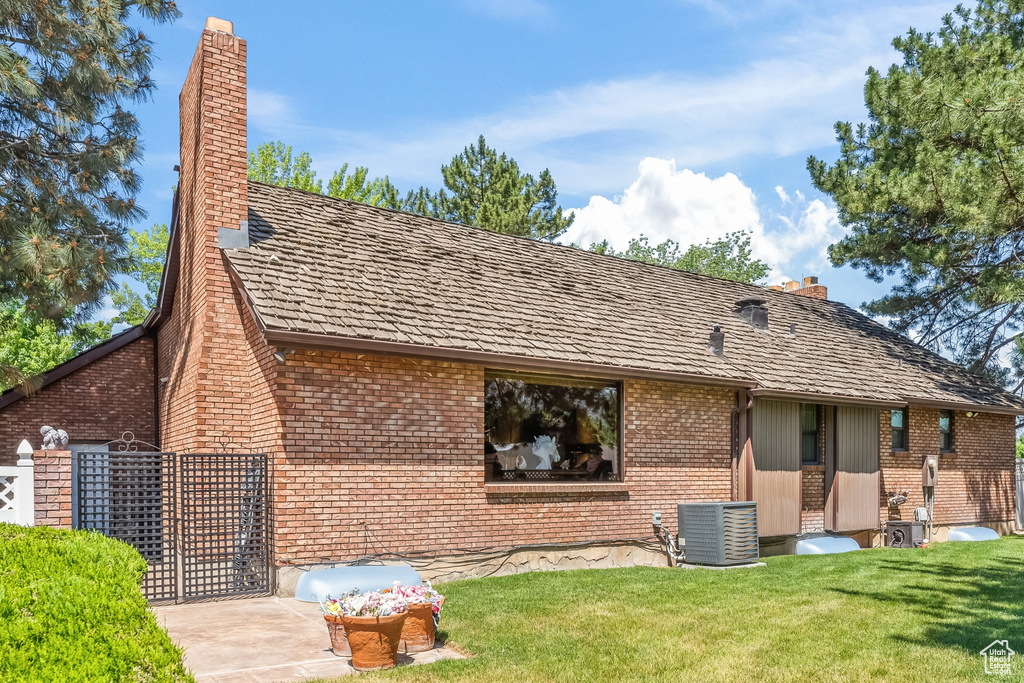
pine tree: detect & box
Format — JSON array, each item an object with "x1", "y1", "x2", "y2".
[
  {"x1": 426, "y1": 135, "x2": 574, "y2": 240},
  {"x1": 0, "y1": 0, "x2": 179, "y2": 321},
  {"x1": 808, "y1": 0, "x2": 1024, "y2": 398}
]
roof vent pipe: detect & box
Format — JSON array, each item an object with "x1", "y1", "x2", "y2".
[
  {"x1": 708, "y1": 324, "x2": 724, "y2": 356},
  {"x1": 735, "y1": 298, "x2": 769, "y2": 330}
]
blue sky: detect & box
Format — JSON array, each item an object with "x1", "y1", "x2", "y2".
[{"x1": 109, "y1": 0, "x2": 959, "y2": 325}]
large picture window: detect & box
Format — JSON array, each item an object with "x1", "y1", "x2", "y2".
[{"x1": 485, "y1": 371, "x2": 621, "y2": 482}]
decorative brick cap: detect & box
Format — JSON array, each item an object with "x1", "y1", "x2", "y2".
[{"x1": 204, "y1": 16, "x2": 233, "y2": 34}]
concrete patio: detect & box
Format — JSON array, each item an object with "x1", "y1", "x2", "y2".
[{"x1": 154, "y1": 597, "x2": 463, "y2": 682}]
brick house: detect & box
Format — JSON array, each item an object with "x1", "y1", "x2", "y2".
[{"x1": 2, "y1": 18, "x2": 1022, "y2": 591}]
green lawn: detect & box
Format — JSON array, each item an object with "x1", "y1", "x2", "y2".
[{"x1": 349, "y1": 537, "x2": 1024, "y2": 682}]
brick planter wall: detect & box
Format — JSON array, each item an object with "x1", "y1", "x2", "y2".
[{"x1": 33, "y1": 449, "x2": 72, "y2": 529}]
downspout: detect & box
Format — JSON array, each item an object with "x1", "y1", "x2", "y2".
[
  {"x1": 152, "y1": 332, "x2": 161, "y2": 449},
  {"x1": 731, "y1": 390, "x2": 754, "y2": 501}
]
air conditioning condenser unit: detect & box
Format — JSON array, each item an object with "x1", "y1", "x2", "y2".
[{"x1": 678, "y1": 501, "x2": 759, "y2": 566}]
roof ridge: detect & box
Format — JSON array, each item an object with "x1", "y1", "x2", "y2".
[{"x1": 246, "y1": 181, "x2": 812, "y2": 299}]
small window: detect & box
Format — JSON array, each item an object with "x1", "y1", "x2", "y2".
[
  {"x1": 939, "y1": 410, "x2": 954, "y2": 452},
  {"x1": 891, "y1": 407, "x2": 908, "y2": 450},
  {"x1": 800, "y1": 404, "x2": 820, "y2": 465},
  {"x1": 485, "y1": 371, "x2": 621, "y2": 482}
]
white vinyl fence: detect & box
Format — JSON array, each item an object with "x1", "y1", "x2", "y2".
[{"x1": 0, "y1": 440, "x2": 35, "y2": 526}]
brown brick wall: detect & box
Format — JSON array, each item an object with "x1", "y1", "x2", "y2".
[
  {"x1": 267, "y1": 352, "x2": 735, "y2": 566},
  {"x1": 880, "y1": 407, "x2": 1015, "y2": 525},
  {"x1": 801, "y1": 466, "x2": 825, "y2": 533},
  {"x1": 33, "y1": 449, "x2": 72, "y2": 528},
  {"x1": 0, "y1": 336, "x2": 156, "y2": 465},
  {"x1": 792, "y1": 284, "x2": 828, "y2": 300}
]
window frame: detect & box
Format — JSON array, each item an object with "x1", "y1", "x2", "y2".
[
  {"x1": 483, "y1": 370, "x2": 624, "y2": 483},
  {"x1": 891, "y1": 407, "x2": 909, "y2": 451},
  {"x1": 800, "y1": 403, "x2": 821, "y2": 465},
  {"x1": 939, "y1": 410, "x2": 954, "y2": 453}
]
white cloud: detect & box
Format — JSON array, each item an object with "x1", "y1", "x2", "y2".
[
  {"x1": 561, "y1": 163, "x2": 846, "y2": 282},
  {"x1": 248, "y1": 89, "x2": 296, "y2": 132},
  {"x1": 562, "y1": 158, "x2": 762, "y2": 254}
]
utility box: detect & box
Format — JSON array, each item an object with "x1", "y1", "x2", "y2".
[
  {"x1": 922, "y1": 455, "x2": 939, "y2": 487},
  {"x1": 678, "y1": 501, "x2": 759, "y2": 566},
  {"x1": 886, "y1": 520, "x2": 924, "y2": 548}
]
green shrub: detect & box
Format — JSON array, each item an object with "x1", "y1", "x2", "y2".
[{"x1": 0, "y1": 524, "x2": 192, "y2": 682}]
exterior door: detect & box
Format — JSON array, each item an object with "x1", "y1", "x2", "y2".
[
  {"x1": 750, "y1": 399, "x2": 801, "y2": 536},
  {"x1": 827, "y1": 406, "x2": 881, "y2": 532}
]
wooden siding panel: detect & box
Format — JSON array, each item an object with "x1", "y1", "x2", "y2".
[
  {"x1": 751, "y1": 399, "x2": 801, "y2": 536},
  {"x1": 823, "y1": 405, "x2": 836, "y2": 531},
  {"x1": 831, "y1": 405, "x2": 881, "y2": 531}
]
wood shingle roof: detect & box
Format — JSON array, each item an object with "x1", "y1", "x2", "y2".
[{"x1": 223, "y1": 183, "x2": 1024, "y2": 413}]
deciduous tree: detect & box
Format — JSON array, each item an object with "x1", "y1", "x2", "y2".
[
  {"x1": 588, "y1": 232, "x2": 769, "y2": 284},
  {"x1": 111, "y1": 222, "x2": 167, "y2": 325},
  {"x1": 247, "y1": 141, "x2": 400, "y2": 208},
  {"x1": 0, "y1": 302, "x2": 110, "y2": 392}
]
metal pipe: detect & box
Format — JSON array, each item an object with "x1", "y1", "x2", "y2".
[{"x1": 652, "y1": 523, "x2": 686, "y2": 565}]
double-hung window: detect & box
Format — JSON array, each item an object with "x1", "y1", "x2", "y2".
[
  {"x1": 800, "y1": 404, "x2": 820, "y2": 465},
  {"x1": 939, "y1": 410, "x2": 954, "y2": 452},
  {"x1": 891, "y1": 407, "x2": 909, "y2": 450}
]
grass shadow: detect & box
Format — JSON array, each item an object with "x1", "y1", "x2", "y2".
[{"x1": 829, "y1": 547, "x2": 1024, "y2": 654}]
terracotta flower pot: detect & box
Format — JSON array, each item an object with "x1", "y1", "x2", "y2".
[
  {"x1": 400, "y1": 602, "x2": 436, "y2": 652},
  {"x1": 340, "y1": 612, "x2": 408, "y2": 671},
  {"x1": 323, "y1": 614, "x2": 350, "y2": 656}
]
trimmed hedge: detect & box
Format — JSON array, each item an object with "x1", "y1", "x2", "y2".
[{"x1": 0, "y1": 524, "x2": 192, "y2": 682}]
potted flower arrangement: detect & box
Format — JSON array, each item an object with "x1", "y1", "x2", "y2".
[
  {"x1": 320, "y1": 589, "x2": 360, "y2": 657},
  {"x1": 384, "y1": 582, "x2": 446, "y2": 652},
  {"x1": 320, "y1": 590, "x2": 409, "y2": 671}
]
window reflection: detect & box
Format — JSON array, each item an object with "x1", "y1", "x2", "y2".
[{"x1": 485, "y1": 372, "x2": 620, "y2": 482}]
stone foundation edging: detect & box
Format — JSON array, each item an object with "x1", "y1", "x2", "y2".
[{"x1": 275, "y1": 540, "x2": 668, "y2": 596}]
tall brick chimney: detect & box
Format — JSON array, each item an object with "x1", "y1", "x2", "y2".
[{"x1": 157, "y1": 18, "x2": 254, "y2": 452}]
